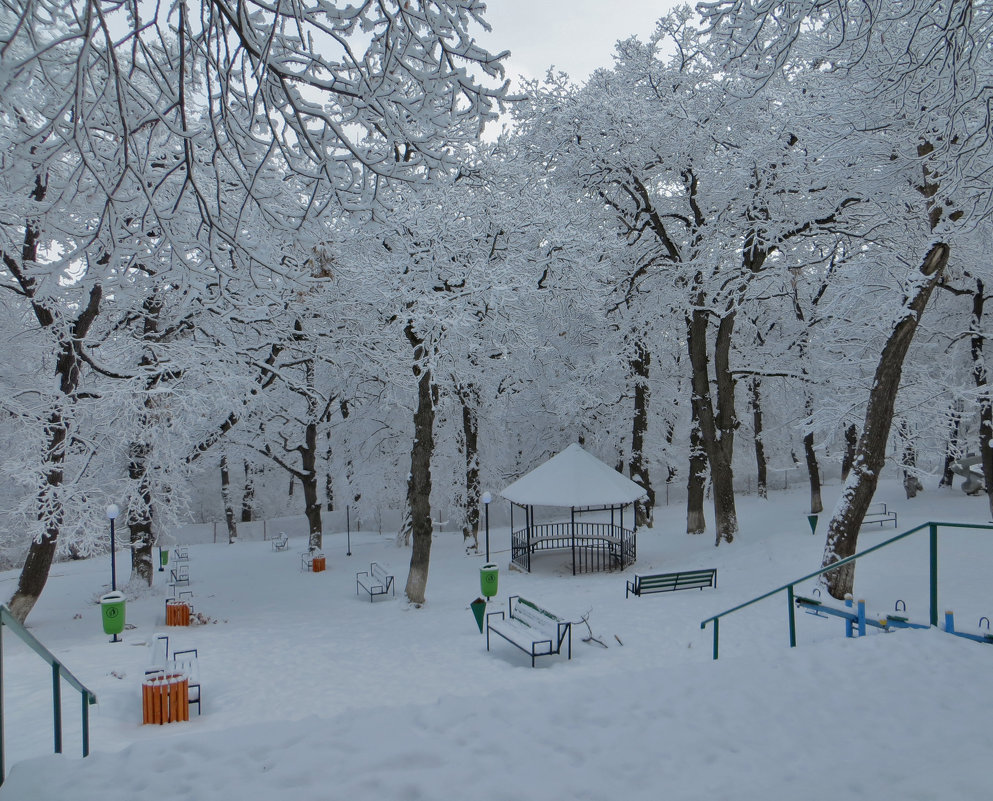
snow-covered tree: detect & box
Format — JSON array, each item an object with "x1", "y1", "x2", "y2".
[
  {"x1": 0, "y1": 0, "x2": 509, "y2": 620},
  {"x1": 703, "y1": 0, "x2": 993, "y2": 595}
]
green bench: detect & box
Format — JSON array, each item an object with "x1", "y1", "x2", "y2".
[{"x1": 626, "y1": 569, "x2": 717, "y2": 598}]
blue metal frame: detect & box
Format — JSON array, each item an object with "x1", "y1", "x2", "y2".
[
  {"x1": 700, "y1": 521, "x2": 993, "y2": 660},
  {"x1": 0, "y1": 606, "x2": 97, "y2": 786}
]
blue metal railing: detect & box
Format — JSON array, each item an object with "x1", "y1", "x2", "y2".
[
  {"x1": 0, "y1": 605, "x2": 97, "y2": 786},
  {"x1": 700, "y1": 522, "x2": 993, "y2": 660}
]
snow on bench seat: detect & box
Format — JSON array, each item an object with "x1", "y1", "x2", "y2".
[{"x1": 486, "y1": 596, "x2": 571, "y2": 667}]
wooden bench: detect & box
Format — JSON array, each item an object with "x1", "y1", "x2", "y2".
[
  {"x1": 356, "y1": 562, "x2": 394, "y2": 601},
  {"x1": 626, "y1": 568, "x2": 717, "y2": 597},
  {"x1": 271, "y1": 532, "x2": 288, "y2": 551},
  {"x1": 486, "y1": 595, "x2": 572, "y2": 667},
  {"x1": 862, "y1": 502, "x2": 897, "y2": 528}
]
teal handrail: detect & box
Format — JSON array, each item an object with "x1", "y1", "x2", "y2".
[
  {"x1": 700, "y1": 522, "x2": 993, "y2": 660},
  {"x1": 0, "y1": 605, "x2": 97, "y2": 786}
]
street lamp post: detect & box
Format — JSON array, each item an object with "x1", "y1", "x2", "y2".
[
  {"x1": 482, "y1": 492, "x2": 492, "y2": 562},
  {"x1": 106, "y1": 504, "x2": 120, "y2": 591}
]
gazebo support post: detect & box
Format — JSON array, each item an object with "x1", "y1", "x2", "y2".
[
  {"x1": 619, "y1": 504, "x2": 625, "y2": 569},
  {"x1": 570, "y1": 507, "x2": 577, "y2": 576},
  {"x1": 527, "y1": 505, "x2": 533, "y2": 573},
  {"x1": 510, "y1": 503, "x2": 514, "y2": 567}
]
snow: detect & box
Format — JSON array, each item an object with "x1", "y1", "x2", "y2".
[
  {"x1": 500, "y1": 443, "x2": 647, "y2": 506},
  {"x1": 2, "y1": 478, "x2": 992, "y2": 801}
]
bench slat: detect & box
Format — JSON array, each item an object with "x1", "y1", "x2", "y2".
[
  {"x1": 356, "y1": 562, "x2": 395, "y2": 601},
  {"x1": 626, "y1": 569, "x2": 717, "y2": 597},
  {"x1": 485, "y1": 596, "x2": 572, "y2": 667}
]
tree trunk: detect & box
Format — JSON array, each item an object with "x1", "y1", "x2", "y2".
[
  {"x1": 841, "y1": 424, "x2": 858, "y2": 481},
  {"x1": 8, "y1": 529, "x2": 59, "y2": 623},
  {"x1": 686, "y1": 407, "x2": 707, "y2": 535},
  {"x1": 325, "y1": 430, "x2": 335, "y2": 511},
  {"x1": 969, "y1": 279, "x2": 993, "y2": 517},
  {"x1": 128, "y1": 517, "x2": 154, "y2": 583},
  {"x1": 687, "y1": 307, "x2": 739, "y2": 544},
  {"x1": 302, "y1": 419, "x2": 323, "y2": 550},
  {"x1": 404, "y1": 326, "x2": 435, "y2": 605},
  {"x1": 241, "y1": 461, "x2": 256, "y2": 522},
  {"x1": 629, "y1": 340, "x2": 656, "y2": 526},
  {"x1": 5, "y1": 174, "x2": 104, "y2": 622},
  {"x1": 822, "y1": 242, "x2": 950, "y2": 599},
  {"x1": 939, "y1": 403, "x2": 963, "y2": 488},
  {"x1": 629, "y1": 342, "x2": 656, "y2": 526},
  {"x1": 898, "y1": 421, "x2": 924, "y2": 499},
  {"x1": 803, "y1": 393, "x2": 823, "y2": 514},
  {"x1": 220, "y1": 455, "x2": 238, "y2": 544},
  {"x1": 750, "y1": 377, "x2": 768, "y2": 499},
  {"x1": 459, "y1": 384, "x2": 480, "y2": 552},
  {"x1": 128, "y1": 439, "x2": 155, "y2": 584}
]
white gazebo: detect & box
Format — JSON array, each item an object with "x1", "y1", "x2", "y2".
[{"x1": 500, "y1": 443, "x2": 647, "y2": 575}]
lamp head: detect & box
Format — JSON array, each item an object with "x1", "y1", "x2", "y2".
[
  {"x1": 106, "y1": 504, "x2": 120, "y2": 520},
  {"x1": 482, "y1": 492, "x2": 492, "y2": 505}
]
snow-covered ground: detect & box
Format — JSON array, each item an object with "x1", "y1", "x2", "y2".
[{"x1": 1, "y1": 478, "x2": 991, "y2": 800}]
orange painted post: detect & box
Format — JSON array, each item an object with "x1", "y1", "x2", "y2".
[
  {"x1": 147, "y1": 681, "x2": 162, "y2": 724},
  {"x1": 142, "y1": 683, "x2": 151, "y2": 724},
  {"x1": 154, "y1": 681, "x2": 164, "y2": 724},
  {"x1": 179, "y1": 681, "x2": 189, "y2": 722}
]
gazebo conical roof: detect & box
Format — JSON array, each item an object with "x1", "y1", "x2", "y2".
[{"x1": 500, "y1": 443, "x2": 646, "y2": 508}]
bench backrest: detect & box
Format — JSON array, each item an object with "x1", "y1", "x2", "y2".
[
  {"x1": 171, "y1": 648, "x2": 199, "y2": 683},
  {"x1": 371, "y1": 562, "x2": 391, "y2": 585},
  {"x1": 511, "y1": 597, "x2": 563, "y2": 636},
  {"x1": 638, "y1": 570, "x2": 714, "y2": 591},
  {"x1": 867, "y1": 502, "x2": 887, "y2": 514}
]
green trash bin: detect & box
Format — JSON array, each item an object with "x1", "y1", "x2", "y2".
[
  {"x1": 480, "y1": 563, "x2": 499, "y2": 599},
  {"x1": 100, "y1": 591, "x2": 126, "y2": 641},
  {"x1": 158, "y1": 547, "x2": 169, "y2": 571}
]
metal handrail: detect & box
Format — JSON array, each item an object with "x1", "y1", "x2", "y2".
[
  {"x1": 700, "y1": 521, "x2": 993, "y2": 660},
  {"x1": 0, "y1": 605, "x2": 97, "y2": 786}
]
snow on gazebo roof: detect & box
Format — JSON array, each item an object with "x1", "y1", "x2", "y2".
[{"x1": 499, "y1": 443, "x2": 647, "y2": 508}]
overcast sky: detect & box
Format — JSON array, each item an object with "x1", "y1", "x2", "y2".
[{"x1": 477, "y1": 1, "x2": 680, "y2": 84}]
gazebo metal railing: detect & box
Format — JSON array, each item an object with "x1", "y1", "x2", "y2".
[{"x1": 511, "y1": 520, "x2": 636, "y2": 575}]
